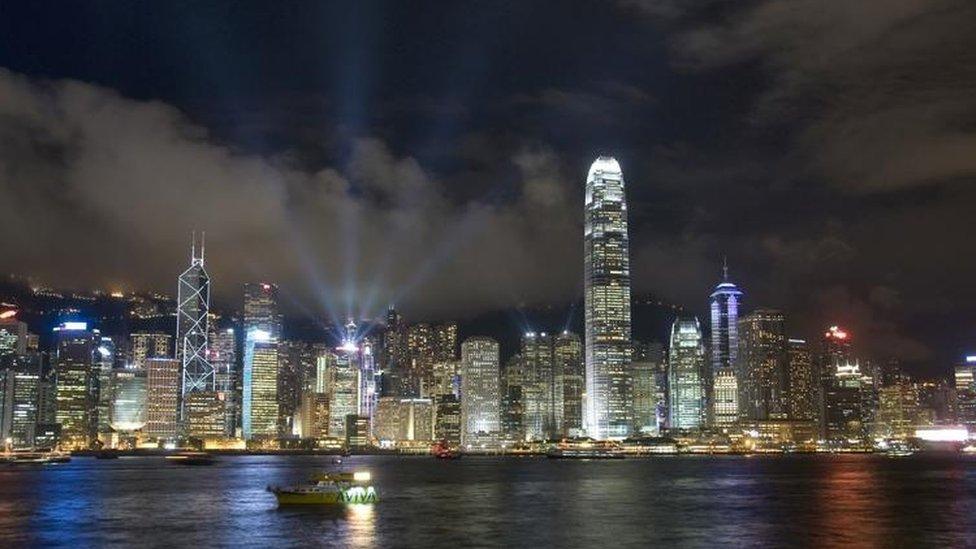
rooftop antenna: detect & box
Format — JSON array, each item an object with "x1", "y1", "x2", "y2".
[
  {"x1": 722, "y1": 255, "x2": 729, "y2": 281},
  {"x1": 200, "y1": 230, "x2": 206, "y2": 264},
  {"x1": 190, "y1": 230, "x2": 196, "y2": 262}
]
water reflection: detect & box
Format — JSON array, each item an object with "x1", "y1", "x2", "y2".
[{"x1": 346, "y1": 503, "x2": 376, "y2": 548}]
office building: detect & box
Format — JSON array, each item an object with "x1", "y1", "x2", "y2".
[
  {"x1": 145, "y1": 358, "x2": 180, "y2": 439},
  {"x1": 737, "y1": 309, "x2": 788, "y2": 420},
  {"x1": 668, "y1": 317, "x2": 705, "y2": 430},
  {"x1": 243, "y1": 329, "x2": 278, "y2": 440},
  {"x1": 53, "y1": 322, "x2": 99, "y2": 449},
  {"x1": 460, "y1": 337, "x2": 500, "y2": 447}
]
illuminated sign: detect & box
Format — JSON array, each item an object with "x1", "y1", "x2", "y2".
[
  {"x1": 967, "y1": 356, "x2": 976, "y2": 364},
  {"x1": 247, "y1": 329, "x2": 272, "y2": 342},
  {"x1": 55, "y1": 321, "x2": 88, "y2": 332}
]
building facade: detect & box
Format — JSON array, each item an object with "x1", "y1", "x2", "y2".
[
  {"x1": 584, "y1": 156, "x2": 633, "y2": 440},
  {"x1": 668, "y1": 317, "x2": 705, "y2": 430},
  {"x1": 460, "y1": 337, "x2": 500, "y2": 447}
]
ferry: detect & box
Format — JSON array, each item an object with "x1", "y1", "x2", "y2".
[
  {"x1": 547, "y1": 438, "x2": 625, "y2": 459},
  {"x1": 1, "y1": 450, "x2": 72, "y2": 465},
  {"x1": 268, "y1": 471, "x2": 377, "y2": 505},
  {"x1": 165, "y1": 451, "x2": 216, "y2": 466}
]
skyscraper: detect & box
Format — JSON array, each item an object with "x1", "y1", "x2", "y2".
[
  {"x1": 668, "y1": 317, "x2": 705, "y2": 430},
  {"x1": 243, "y1": 282, "x2": 282, "y2": 340},
  {"x1": 632, "y1": 341, "x2": 665, "y2": 434},
  {"x1": 329, "y1": 323, "x2": 361, "y2": 438},
  {"x1": 145, "y1": 358, "x2": 180, "y2": 439},
  {"x1": 555, "y1": 331, "x2": 584, "y2": 437},
  {"x1": 786, "y1": 338, "x2": 817, "y2": 420},
  {"x1": 0, "y1": 353, "x2": 41, "y2": 448},
  {"x1": 584, "y1": 156, "x2": 633, "y2": 440},
  {"x1": 709, "y1": 261, "x2": 742, "y2": 424},
  {"x1": 521, "y1": 331, "x2": 555, "y2": 440},
  {"x1": 109, "y1": 367, "x2": 146, "y2": 434},
  {"x1": 129, "y1": 332, "x2": 172, "y2": 368},
  {"x1": 0, "y1": 311, "x2": 28, "y2": 357},
  {"x1": 460, "y1": 337, "x2": 500, "y2": 447},
  {"x1": 242, "y1": 329, "x2": 278, "y2": 440},
  {"x1": 53, "y1": 322, "x2": 99, "y2": 449},
  {"x1": 177, "y1": 234, "x2": 214, "y2": 415},
  {"x1": 737, "y1": 309, "x2": 788, "y2": 421}
]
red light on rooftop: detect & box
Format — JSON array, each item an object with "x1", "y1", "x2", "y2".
[
  {"x1": 825, "y1": 326, "x2": 849, "y2": 340},
  {"x1": 0, "y1": 310, "x2": 16, "y2": 319}
]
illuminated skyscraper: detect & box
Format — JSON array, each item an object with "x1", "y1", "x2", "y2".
[
  {"x1": 786, "y1": 338, "x2": 817, "y2": 420},
  {"x1": 521, "y1": 331, "x2": 555, "y2": 440},
  {"x1": 210, "y1": 327, "x2": 238, "y2": 436},
  {"x1": 145, "y1": 358, "x2": 180, "y2": 439},
  {"x1": 243, "y1": 282, "x2": 282, "y2": 340},
  {"x1": 737, "y1": 309, "x2": 789, "y2": 421},
  {"x1": 555, "y1": 331, "x2": 584, "y2": 437},
  {"x1": 460, "y1": 337, "x2": 500, "y2": 447},
  {"x1": 712, "y1": 370, "x2": 739, "y2": 426},
  {"x1": 584, "y1": 156, "x2": 633, "y2": 439},
  {"x1": 0, "y1": 311, "x2": 28, "y2": 357},
  {"x1": 0, "y1": 353, "x2": 41, "y2": 448},
  {"x1": 328, "y1": 323, "x2": 361, "y2": 438},
  {"x1": 186, "y1": 391, "x2": 226, "y2": 438},
  {"x1": 177, "y1": 234, "x2": 214, "y2": 414},
  {"x1": 668, "y1": 317, "x2": 705, "y2": 430},
  {"x1": 53, "y1": 322, "x2": 99, "y2": 449},
  {"x1": 632, "y1": 341, "x2": 665, "y2": 434},
  {"x1": 709, "y1": 261, "x2": 743, "y2": 374},
  {"x1": 129, "y1": 332, "x2": 172, "y2": 368},
  {"x1": 109, "y1": 367, "x2": 146, "y2": 433},
  {"x1": 242, "y1": 329, "x2": 278, "y2": 440}
]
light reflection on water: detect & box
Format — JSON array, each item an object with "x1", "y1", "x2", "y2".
[{"x1": 1, "y1": 454, "x2": 975, "y2": 547}]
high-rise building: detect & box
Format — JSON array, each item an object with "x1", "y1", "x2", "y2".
[
  {"x1": 954, "y1": 356, "x2": 976, "y2": 432},
  {"x1": 786, "y1": 338, "x2": 817, "y2": 421},
  {"x1": 130, "y1": 332, "x2": 172, "y2": 368},
  {"x1": 583, "y1": 156, "x2": 633, "y2": 440},
  {"x1": 345, "y1": 415, "x2": 370, "y2": 449},
  {"x1": 145, "y1": 358, "x2": 180, "y2": 439},
  {"x1": 668, "y1": 317, "x2": 705, "y2": 430},
  {"x1": 0, "y1": 311, "x2": 28, "y2": 357},
  {"x1": 434, "y1": 394, "x2": 462, "y2": 447},
  {"x1": 243, "y1": 329, "x2": 278, "y2": 440},
  {"x1": 737, "y1": 309, "x2": 788, "y2": 421},
  {"x1": 176, "y1": 234, "x2": 214, "y2": 415},
  {"x1": 210, "y1": 327, "x2": 238, "y2": 437},
  {"x1": 555, "y1": 331, "x2": 584, "y2": 437},
  {"x1": 53, "y1": 322, "x2": 99, "y2": 449},
  {"x1": 501, "y1": 354, "x2": 525, "y2": 443},
  {"x1": 186, "y1": 391, "x2": 226, "y2": 439},
  {"x1": 824, "y1": 361, "x2": 865, "y2": 442},
  {"x1": 94, "y1": 336, "x2": 120, "y2": 440},
  {"x1": 632, "y1": 341, "x2": 665, "y2": 434},
  {"x1": 374, "y1": 397, "x2": 434, "y2": 444},
  {"x1": 709, "y1": 262, "x2": 743, "y2": 375},
  {"x1": 712, "y1": 369, "x2": 739, "y2": 426},
  {"x1": 521, "y1": 331, "x2": 557, "y2": 440},
  {"x1": 328, "y1": 326, "x2": 361, "y2": 438},
  {"x1": 109, "y1": 367, "x2": 146, "y2": 433},
  {"x1": 819, "y1": 326, "x2": 856, "y2": 439},
  {"x1": 243, "y1": 282, "x2": 283, "y2": 340},
  {"x1": 874, "y1": 380, "x2": 923, "y2": 440},
  {"x1": 278, "y1": 340, "x2": 313, "y2": 435},
  {"x1": 460, "y1": 337, "x2": 500, "y2": 447},
  {"x1": 298, "y1": 391, "x2": 329, "y2": 439},
  {"x1": 381, "y1": 306, "x2": 408, "y2": 397},
  {"x1": 0, "y1": 353, "x2": 41, "y2": 448}
]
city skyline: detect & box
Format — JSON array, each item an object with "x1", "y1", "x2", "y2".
[{"x1": 0, "y1": 2, "x2": 974, "y2": 378}]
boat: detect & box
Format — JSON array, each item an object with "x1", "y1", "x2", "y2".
[
  {"x1": 2, "y1": 450, "x2": 72, "y2": 465},
  {"x1": 547, "y1": 447, "x2": 624, "y2": 459},
  {"x1": 165, "y1": 451, "x2": 216, "y2": 466},
  {"x1": 268, "y1": 471, "x2": 377, "y2": 505},
  {"x1": 431, "y1": 441, "x2": 462, "y2": 459}
]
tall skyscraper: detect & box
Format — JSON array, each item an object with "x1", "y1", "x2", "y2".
[
  {"x1": 0, "y1": 353, "x2": 41, "y2": 448},
  {"x1": 632, "y1": 341, "x2": 665, "y2": 434},
  {"x1": 109, "y1": 367, "x2": 146, "y2": 433},
  {"x1": 555, "y1": 331, "x2": 584, "y2": 437},
  {"x1": 712, "y1": 369, "x2": 739, "y2": 426},
  {"x1": 145, "y1": 358, "x2": 180, "y2": 439},
  {"x1": 709, "y1": 261, "x2": 743, "y2": 374},
  {"x1": 786, "y1": 338, "x2": 817, "y2": 420},
  {"x1": 583, "y1": 156, "x2": 633, "y2": 440},
  {"x1": 737, "y1": 309, "x2": 788, "y2": 421},
  {"x1": 210, "y1": 327, "x2": 238, "y2": 436},
  {"x1": 243, "y1": 282, "x2": 282, "y2": 340},
  {"x1": 521, "y1": 331, "x2": 556, "y2": 440},
  {"x1": 328, "y1": 322, "x2": 361, "y2": 438},
  {"x1": 668, "y1": 317, "x2": 705, "y2": 430},
  {"x1": 53, "y1": 322, "x2": 99, "y2": 449},
  {"x1": 460, "y1": 337, "x2": 500, "y2": 447},
  {"x1": 501, "y1": 353, "x2": 525, "y2": 443},
  {"x1": 177, "y1": 234, "x2": 214, "y2": 415},
  {"x1": 242, "y1": 329, "x2": 278, "y2": 440}
]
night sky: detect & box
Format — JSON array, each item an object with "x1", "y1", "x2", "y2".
[{"x1": 1, "y1": 1, "x2": 974, "y2": 376}]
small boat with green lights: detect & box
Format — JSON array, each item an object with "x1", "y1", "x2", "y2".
[{"x1": 268, "y1": 471, "x2": 377, "y2": 505}]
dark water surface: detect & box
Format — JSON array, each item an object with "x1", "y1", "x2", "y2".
[{"x1": 2, "y1": 454, "x2": 975, "y2": 547}]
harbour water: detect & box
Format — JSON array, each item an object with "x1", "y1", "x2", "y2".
[{"x1": 2, "y1": 454, "x2": 975, "y2": 547}]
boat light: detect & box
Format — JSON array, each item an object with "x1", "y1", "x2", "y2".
[{"x1": 353, "y1": 471, "x2": 371, "y2": 482}]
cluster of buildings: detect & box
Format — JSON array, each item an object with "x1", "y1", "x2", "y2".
[{"x1": 0, "y1": 157, "x2": 972, "y2": 453}]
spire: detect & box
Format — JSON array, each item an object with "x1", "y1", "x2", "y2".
[
  {"x1": 722, "y1": 255, "x2": 729, "y2": 281},
  {"x1": 200, "y1": 230, "x2": 206, "y2": 264},
  {"x1": 190, "y1": 230, "x2": 196, "y2": 262}
]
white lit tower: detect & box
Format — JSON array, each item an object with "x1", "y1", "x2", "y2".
[
  {"x1": 584, "y1": 156, "x2": 633, "y2": 439},
  {"x1": 176, "y1": 232, "x2": 214, "y2": 419}
]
